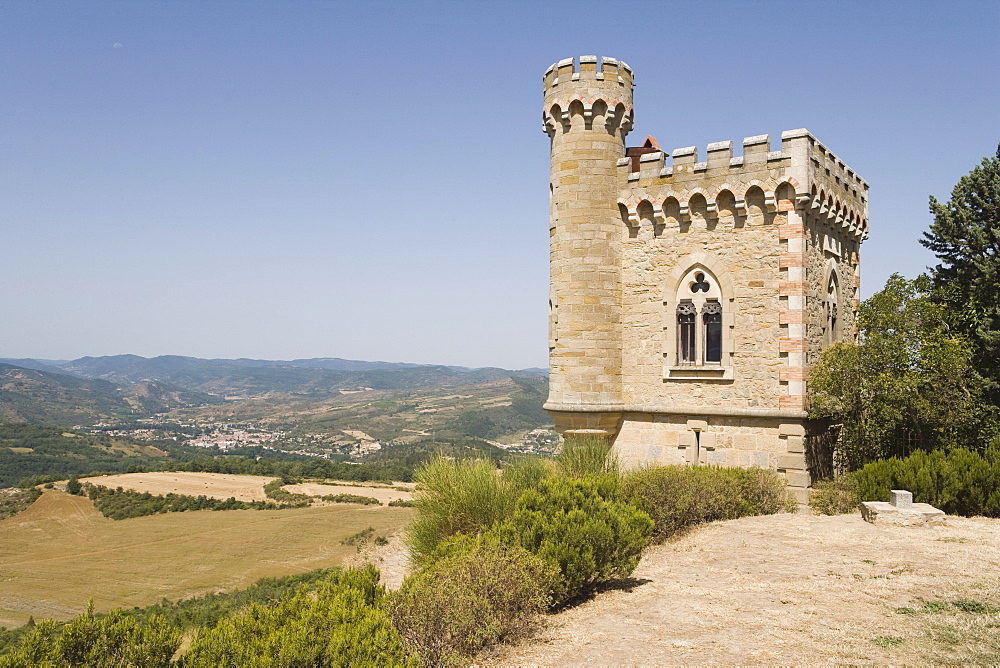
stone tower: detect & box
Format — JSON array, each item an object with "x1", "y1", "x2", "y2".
[
  {"x1": 543, "y1": 55, "x2": 634, "y2": 437},
  {"x1": 542, "y1": 56, "x2": 869, "y2": 503}
]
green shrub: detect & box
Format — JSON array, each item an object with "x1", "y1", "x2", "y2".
[
  {"x1": 66, "y1": 476, "x2": 82, "y2": 496},
  {"x1": 389, "y1": 535, "x2": 557, "y2": 666},
  {"x1": 494, "y1": 475, "x2": 653, "y2": 605},
  {"x1": 406, "y1": 457, "x2": 531, "y2": 565},
  {"x1": 0, "y1": 602, "x2": 180, "y2": 668},
  {"x1": 555, "y1": 435, "x2": 617, "y2": 479},
  {"x1": 809, "y1": 476, "x2": 860, "y2": 515},
  {"x1": 321, "y1": 493, "x2": 381, "y2": 505},
  {"x1": 502, "y1": 455, "x2": 554, "y2": 491},
  {"x1": 185, "y1": 566, "x2": 412, "y2": 667},
  {"x1": 128, "y1": 568, "x2": 343, "y2": 631},
  {"x1": 0, "y1": 487, "x2": 41, "y2": 521},
  {"x1": 263, "y1": 479, "x2": 313, "y2": 505},
  {"x1": 853, "y1": 446, "x2": 1000, "y2": 516},
  {"x1": 0, "y1": 619, "x2": 61, "y2": 668},
  {"x1": 621, "y1": 465, "x2": 796, "y2": 542},
  {"x1": 83, "y1": 483, "x2": 289, "y2": 519},
  {"x1": 388, "y1": 499, "x2": 415, "y2": 507},
  {"x1": 341, "y1": 527, "x2": 376, "y2": 546}
]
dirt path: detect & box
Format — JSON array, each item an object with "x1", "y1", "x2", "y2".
[{"x1": 491, "y1": 513, "x2": 1000, "y2": 665}]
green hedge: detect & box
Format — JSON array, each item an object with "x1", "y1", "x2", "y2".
[
  {"x1": 853, "y1": 446, "x2": 1000, "y2": 516},
  {"x1": 84, "y1": 484, "x2": 290, "y2": 520}
]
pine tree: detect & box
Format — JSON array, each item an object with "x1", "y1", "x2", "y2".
[{"x1": 921, "y1": 144, "x2": 1000, "y2": 405}]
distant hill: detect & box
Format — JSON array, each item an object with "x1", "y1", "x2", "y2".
[
  {"x1": 0, "y1": 363, "x2": 222, "y2": 426},
  {"x1": 1, "y1": 355, "x2": 543, "y2": 398},
  {"x1": 0, "y1": 355, "x2": 547, "y2": 427}
]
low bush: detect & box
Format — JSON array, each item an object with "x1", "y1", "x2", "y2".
[
  {"x1": 341, "y1": 527, "x2": 376, "y2": 546},
  {"x1": 389, "y1": 535, "x2": 557, "y2": 666},
  {"x1": 387, "y1": 499, "x2": 415, "y2": 507},
  {"x1": 84, "y1": 484, "x2": 290, "y2": 519},
  {"x1": 185, "y1": 566, "x2": 412, "y2": 667},
  {"x1": 129, "y1": 568, "x2": 343, "y2": 631},
  {"x1": 0, "y1": 487, "x2": 41, "y2": 521},
  {"x1": 853, "y1": 446, "x2": 1000, "y2": 516},
  {"x1": 495, "y1": 475, "x2": 653, "y2": 605},
  {"x1": 263, "y1": 479, "x2": 313, "y2": 505},
  {"x1": 555, "y1": 435, "x2": 617, "y2": 479},
  {"x1": 0, "y1": 603, "x2": 180, "y2": 668},
  {"x1": 621, "y1": 465, "x2": 797, "y2": 542},
  {"x1": 406, "y1": 457, "x2": 534, "y2": 565},
  {"x1": 321, "y1": 493, "x2": 381, "y2": 505},
  {"x1": 810, "y1": 476, "x2": 860, "y2": 515}
]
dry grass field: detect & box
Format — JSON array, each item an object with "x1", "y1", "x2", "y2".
[
  {"x1": 0, "y1": 488, "x2": 412, "y2": 629},
  {"x1": 81, "y1": 471, "x2": 276, "y2": 501},
  {"x1": 79, "y1": 472, "x2": 416, "y2": 504},
  {"x1": 285, "y1": 481, "x2": 414, "y2": 504}
]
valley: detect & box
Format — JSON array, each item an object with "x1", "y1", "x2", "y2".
[{"x1": 0, "y1": 355, "x2": 558, "y2": 464}]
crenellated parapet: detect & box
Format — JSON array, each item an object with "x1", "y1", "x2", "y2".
[
  {"x1": 542, "y1": 56, "x2": 634, "y2": 139},
  {"x1": 543, "y1": 55, "x2": 634, "y2": 89},
  {"x1": 615, "y1": 129, "x2": 868, "y2": 241}
]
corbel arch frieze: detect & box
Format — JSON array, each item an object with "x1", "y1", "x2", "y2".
[{"x1": 687, "y1": 187, "x2": 717, "y2": 220}]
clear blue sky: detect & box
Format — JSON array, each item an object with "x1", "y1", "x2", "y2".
[{"x1": 2, "y1": 0, "x2": 997, "y2": 369}]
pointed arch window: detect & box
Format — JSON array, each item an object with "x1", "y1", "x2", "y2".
[
  {"x1": 824, "y1": 273, "x2": 840, "y2": 346},
  {"x1": 674, "y1": 270, "x2": 724, "y2": 366}
]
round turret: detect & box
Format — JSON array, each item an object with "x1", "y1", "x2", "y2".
[{"x1": 543, "y1": 56, "x2": 634, "y2": 436}]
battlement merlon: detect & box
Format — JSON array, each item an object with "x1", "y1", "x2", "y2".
[
  {"x1": 543, "y1": 55, "x2": 634, "y2": 89},
  {"x1": 616, "y1": 129, "x2": 869, "y2": 240}
]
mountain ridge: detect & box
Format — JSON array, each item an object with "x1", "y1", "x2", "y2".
[{"x1": 0, "y1": 355, "x2": 547, "y2": 426}]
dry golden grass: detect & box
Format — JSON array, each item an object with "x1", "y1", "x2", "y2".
[
  {"x1": 0, "y1": 489, "x2": 412, "y2": 628},
  {"x1": 285, "y1": 482, "x2": 414, "y2": 504},
  {"x1": 81, "y1": 471, "x2": 276, "y2": 502}
]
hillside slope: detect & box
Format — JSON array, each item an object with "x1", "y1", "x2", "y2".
[{"x1": 0, "y1": 363, "x2": 220, "y2": 425}]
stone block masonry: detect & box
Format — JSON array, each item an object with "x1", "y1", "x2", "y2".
[{"x1": 542, "y1": 56, "x2": 869, "y2": 502}]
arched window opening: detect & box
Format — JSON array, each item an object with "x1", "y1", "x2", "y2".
[
  {"x1": 824, "y1": 273, "x2": 840, "y2": 346},
  {"x1": 675, "y1": 269, "x2": 724, "y2": 366}
]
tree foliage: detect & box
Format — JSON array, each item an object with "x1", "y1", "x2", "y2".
[
  {"x1": 809, "y1": 274, "x2": 985, "y2": 469},
  {"x1": 921, "y1": 144, "x2": 1000, "y2": 404}
]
